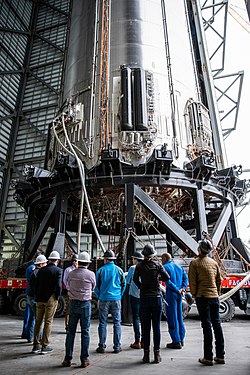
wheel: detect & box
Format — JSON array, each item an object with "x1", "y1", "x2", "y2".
[
  {"x1": 13, "y1": 293, "x2": 27, "y2": 316},
  {"x1": 54, "y1": 294, "x2": 66, "y2": 318},
  {"x1": 182, "y1": 297, "x2": 191, "y2": 319},
  {"x1": 219, "y1": 297, "x2": 235, "y2": 322},
  {"x1": 182, "y1": 292, "x2": 193, "y2": 319}
]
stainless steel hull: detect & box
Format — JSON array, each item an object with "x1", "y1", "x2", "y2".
[{"x1": 52, "y1": 0, "x2": 213, "y2": 170}]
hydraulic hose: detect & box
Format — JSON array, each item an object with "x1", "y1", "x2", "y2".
[{"x1": 219, "y1": 271, "x2": 250, "y2": 302}]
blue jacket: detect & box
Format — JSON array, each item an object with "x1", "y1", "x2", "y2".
[
  {"x1": 94, "y1": 261, "x2": 126, "y2": 301},
  {"x1": 126, "y1": 265, "x2": 140, "y2": 299},
  {"x1": 25, "y1": 263, "x2": 35, "y2": 296},
  {"x1": 164, "y1": 260, "x2": 188, "y2": 298}
]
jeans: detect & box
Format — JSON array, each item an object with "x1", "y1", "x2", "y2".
[
  {"x1": 21, "y1": 292, "x2": 30, "y2": 338},
  {"x1": 98, "y1": 300, "x2": 121, "y2": 350},
  {"x1": 65, "y1": 292, "x2": 70, "y2": 330},
  {"x1": 130, "y1": 296, "x2": 142, "y2": 343},
  {"x1": 26, "y1": 296, "x2": 36, "y2": 341},
  {"x1": 196, "y1": 297, "x2": 225, "y2": 360},
  {"x1": 34, "y1": 293, "x2": 58, "y2": 347},
  {"x1": 165, "y1": 293, "x2": 185, "y2": 344},
  {"x1": 65, "y1": 300, "x2": 91, "y2": 362},
  {"x1": 140, "y1": 296, "x2": 162, "y2": 351}
]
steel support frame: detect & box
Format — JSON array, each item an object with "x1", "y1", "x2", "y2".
[
  {"x1": 193, "y1": 187, "x2": 208, "y2": 240},
  {"x1": 200, "y1": 1, "x2": 244, "y2": 139},
  {"x1": 124, "y1": 184, "x2": 136, "y2": 271},
  {"x1": 191, "y1": 0, "x2": 227, "y2": 169},
  {"x1": 23, "y1": 197, "x2": 56, "y2": 262},
  {"x1": 211, "y1": 201, "x2": 233, "y2": 247},
  {"x1": 133, "y1": 184, "x2": 199, "y2": 255}
]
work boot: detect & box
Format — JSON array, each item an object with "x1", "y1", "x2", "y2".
[
  {"x1": 166, "y1": 342, "x2": 182, "y2": 349},
  {"x1": 153, "y1": 350, "x2": 161, "y2": 363},
  {"x1": 142, "y1": 350, "x2": 150, "y2": 363},
  {"x1": 198, "y1": 357, "x2": 213, "y2": 366},
  {"x1": 214, "y1": 357, "x2": 225, "y2": 364},
  {"x1": 130, "y1": 341, "x2": 141, "y2": 349}
]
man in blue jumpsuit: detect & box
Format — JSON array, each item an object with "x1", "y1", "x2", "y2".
[{"x1": 162, "y1": 253, "x2": 188, "y2": 349}]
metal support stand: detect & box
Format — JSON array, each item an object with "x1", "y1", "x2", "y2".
[{"x1": 194, "y1": 188, "x2": 208, "y2": 240}]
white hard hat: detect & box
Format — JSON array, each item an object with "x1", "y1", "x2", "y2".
[
  {"x1": 48, "y1": 250, "x2": 60, "y2": 260},
  {"x1": 78, "y1": 251, "x2": 91, "y2": 263},
  {"x1": 103, "y1": 250, "x2": 116, "y2": 259},
  {"x1": 35, "y1": 254, "x2": 48, "y2": 264}
]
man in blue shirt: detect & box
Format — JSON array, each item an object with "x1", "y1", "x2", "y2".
[
  {"x1": 126, "y1": 251, "x2": 144, "y2": 349},
  {"x1": 162, "y1": 253, "x2": 188, "y2": 349},
  {"x1": 94, "y1": 250, "x2": 126, "y2": 354}
]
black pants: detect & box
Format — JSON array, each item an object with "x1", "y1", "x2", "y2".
[
  {"x1": 140, "y1": 296, "x2": 162, "y2": 351},
  {"x1": 196, "y1": 297, "x2": 225, "y2": 360}
]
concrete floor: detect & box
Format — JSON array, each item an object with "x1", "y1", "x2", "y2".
[{"x1": 0, "y1": 307, "x2": 249, "y2": 375}]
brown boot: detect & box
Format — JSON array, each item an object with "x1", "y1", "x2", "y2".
[
  {"x1": 130, "y1": 341, "x2": 141, "y2": 349},
  {"x1": 153, "y1": 350, "x2": 161, "y2": 363},
  {"x1": 142, "y1": 350, "x2": 150, "y2": 363}
]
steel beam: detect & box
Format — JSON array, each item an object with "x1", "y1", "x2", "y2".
[
  {"x1": 211, "y1": 201, "x2": 233, "y2": 247},
  {"x1": 125, "y1": 184, "x2": 136, "y2": 270},
  {"x1": 194, "y1": 188, "x2": 208, "y2": 239},
  {"x1": 24, "y1": 198, "x2": 56, "y2": 261},
  {"x1": 134, "y1": 185, "x2": 199, "y2": 254}
]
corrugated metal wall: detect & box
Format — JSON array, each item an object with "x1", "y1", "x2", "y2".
[{"x1": 0, "y1": 0, "x2": 71, "y2": 258}]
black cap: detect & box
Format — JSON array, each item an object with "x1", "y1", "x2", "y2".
[
  {"x1": 198, "y1": 239, "x2": 212, "y2": 254},
  {"x1": 71, "y1": 254, "x2": 78, "y2": 261},
  {"x1": 142, "y1": 244, "x2": 157, "y2": 257}
]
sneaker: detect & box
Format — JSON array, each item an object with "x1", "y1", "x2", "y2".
[
  {"x1": 32, "y1": 344, "x2": 41, "y2": 353},
  {"x1": 113, "y1": 348, "x2": 122, "y2": 354},
  {"x1": 130, "y1": 342, "x2": 141, "y2": 349},
  {"x1": 166, "y1": 342, "x2": 182, "y2": 349},
  {"x1": 199, "y1": 357, "x2": 213, "y2": 366},
  {"x1": 41, "y1": 346, "x2": 53, "y2": 354},
  {"x1": 62, "y1": 358, "x2": 71, "y2": 367},
  {"x1": 214, "y1": 357, "x2": 225, "y2": 364},
  {"x1": 96, "y1": 346, "x2": 105, "y2": 353},
  {"x1": 80, "y1": 360, "x2": 90, "y2": 368}
]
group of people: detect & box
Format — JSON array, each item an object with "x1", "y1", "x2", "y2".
[
  {"x1": 22, "y1": 238, "x2": 225, "y2": 368},
  {"x1": 127, "y1": 240, "x2": 225, "y2": 366}
]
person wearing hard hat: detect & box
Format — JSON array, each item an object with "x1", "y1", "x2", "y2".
[
  {"x1": 133, "y1": 244, "x2": 170, "y2": 364},
  {"x1": 126, "y1": 251, "x2": 144, "y2": 349},
  {"x1": 63, "y1": 254, "x2": 78, "y2": 332},
  {"x1": 26, "y1": 254, "x2": 48, "y2": 344},
  {"x1": 32, "y1": 250, "x2": 62, "y2": 354},
  {"x1": 162, "y1": 252, "x2": 188, "y2": 349},
  {"x1": 21, "y1": 254, "x2": 37, "y2": 341},
  {"x1": 94, "y1": 250, "x2": 126, "y2": 354},
  {"x1": 62, "y1": 252, "x2": 96, "y2": 368},
  {"x1": 188, "y1": 239, "x2": 225, "y2": 366}
]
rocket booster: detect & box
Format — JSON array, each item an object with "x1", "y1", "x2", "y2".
[{"x1": 51, "y1": 0, "x2": 214, "y2": 171}]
